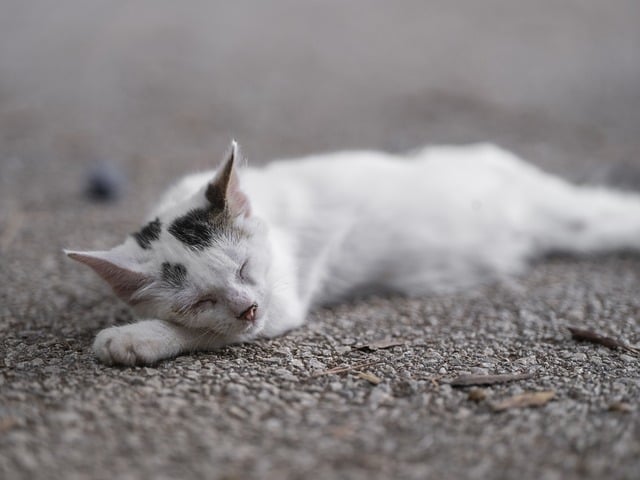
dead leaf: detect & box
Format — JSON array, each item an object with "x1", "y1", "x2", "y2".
[
  {"x1": 355, "y1": 338, "x2": 405, "y2": 351},
  {"x1": 567, "y1": 326, "x2": 639, "y2": 355},
  {"x1": 356, "y1": 371, "x2": 382, "y2": 385},
  {"x1": 427, "y1": 375, "x2": 443, "y2": 389},
  {"x1": 450, "y1": 372, "x2": 533, "y2": 387},
  {"x1": 608, "y1": 401, "x2": 633, "y2": 413},
  {"x1": 467, "y1": 388, "x2": 487, "y2": 402},
  {"x1": 490, "y1": 391, "x2": 555, "y2": 412}
]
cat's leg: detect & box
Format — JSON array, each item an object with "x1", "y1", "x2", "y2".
[
  {"x1": 93, "y1": 319, "x2": 224, "y2": 366},
  {"x1": 259, "y1": 289, "x2": 308, "y2": 339}
]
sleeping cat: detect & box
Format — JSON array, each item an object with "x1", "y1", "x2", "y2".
[{"x1": 67, "y1": 141, "x2": 640, "y2": 365}]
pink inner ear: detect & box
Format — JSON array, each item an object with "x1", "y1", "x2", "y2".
[
  {"x1": 66, "y1": 251, "x2": 150, "y2": 301},
  {"x1": 227, "y1": 178, "x2": 251, "y2": 217}
]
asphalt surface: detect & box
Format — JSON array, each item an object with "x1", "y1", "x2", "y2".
[{"x1": 1, "y1": 2, "x2": 639, "y2": 479}]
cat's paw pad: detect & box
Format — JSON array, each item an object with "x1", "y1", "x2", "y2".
[{"x1": 93, "y1": 326, "x2": 166, "y2": 366}]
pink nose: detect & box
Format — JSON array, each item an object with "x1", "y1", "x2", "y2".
[{"x1": 238, "y1": 304, "x2": 258, "y2": 322}]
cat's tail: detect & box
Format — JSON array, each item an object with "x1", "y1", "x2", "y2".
[{"x1": 533, "y1": 180, "x2": 640, "y2": 255}]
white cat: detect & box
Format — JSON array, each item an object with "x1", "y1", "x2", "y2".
[{"x1": 67, "y1": 141, "x2": 640, "y2": 365}]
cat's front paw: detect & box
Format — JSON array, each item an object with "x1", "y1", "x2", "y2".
[{"x1": 93, "y1": 325, "x2": 171, "y2": 366}]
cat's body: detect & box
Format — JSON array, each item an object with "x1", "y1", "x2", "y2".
[{"x1": 68, "y1": 142, "x2": 640, "y2": 365}]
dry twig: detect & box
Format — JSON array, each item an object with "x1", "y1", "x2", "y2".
[
  {"x1": 355, "y1": 371, "x2": 382, "y2": 385},
  {"x1": 490, "y1": 391, "x2": 555, "y2": 412},
  {"x1": 355, "y1": 338, "x2": 405, "y2": 351},
  {"x1": 567, "y1": 326, "x2": 639, "y2": 355},
  {"x1": 450, "y1": 372, "x2": 534, "y2": 387}
]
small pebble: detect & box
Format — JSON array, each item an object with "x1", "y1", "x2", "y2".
[{"x1": 571, "y1": 352, "x2": 588, "y2": 361}]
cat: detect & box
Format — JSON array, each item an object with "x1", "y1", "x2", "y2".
[{"x1": 66, "y1": 140, "x2": 640, "y2": 365}]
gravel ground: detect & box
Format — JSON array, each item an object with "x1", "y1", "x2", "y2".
[{"x1": 1, "y1": 2, "x2": 639, "y2": 479}]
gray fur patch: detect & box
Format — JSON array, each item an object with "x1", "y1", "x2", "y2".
[
  {"x1": 161, "y1": 262, "x2": 187, "y2": 288},
  {"x1": 132, "y1": 218, "x2": 162, "y2": 250}
]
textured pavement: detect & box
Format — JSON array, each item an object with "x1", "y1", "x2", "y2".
[{"x1": 1, "y1": 2, "x2": 639, "y2": 479}]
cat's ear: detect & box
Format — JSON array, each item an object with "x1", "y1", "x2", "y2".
[
  {"x1": 205, "y1": 140, "x2": 251, "y2": 217},
  {"x1": 65, "y1": 249, "x2": 151, "y2": 301}
]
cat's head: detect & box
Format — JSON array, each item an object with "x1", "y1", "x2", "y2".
[{"x1": 66, "y1": 141, "x2": 272, "y2": 339}]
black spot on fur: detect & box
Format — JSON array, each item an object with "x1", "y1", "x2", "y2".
[
  {"x1": 168, "y1": 208, "x2": 215, "y2": 250},
  {"x1": 132, "y1": 218, "x2": 162, "y2": 249},
  {"x1": 169, "y1": 203, "x2": 247, "y2": 251},
  {"x1": 161, "y1": 262, "x2": 187, "y2": 288}
]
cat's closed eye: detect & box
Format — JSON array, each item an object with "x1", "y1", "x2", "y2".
[
  {"x1": 192, "y1": 297, "x2": 217, "y2": 311},
  {"x1": 238, "y1": 260, "x2": 250, "y2": 281}
]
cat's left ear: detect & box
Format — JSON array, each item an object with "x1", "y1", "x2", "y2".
[
  {"x1": 65, "y1": 249, "x2": 151, "y2": 302},
  {"x1": 206, "y1": 140, "x2": 251, "y2": 217}
]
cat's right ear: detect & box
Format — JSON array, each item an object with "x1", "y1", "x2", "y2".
[
  {"x1": 206, "y1": 140, "x2": 251, "y2": 217},
  {"x1": 64, "y1": 249, "x2": 151, "y2": 302}
]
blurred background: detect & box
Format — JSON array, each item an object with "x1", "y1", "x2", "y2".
[
  {"x1": 1, "y1": 0, "x2": 639, "y2": 192},
  {"x1": 1, "y1": 0, "x2": 640, "y2": 249}
]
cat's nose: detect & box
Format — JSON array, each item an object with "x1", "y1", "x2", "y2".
[{"x1": 238, "y1": 303, "x2": 258, "y2": 322}]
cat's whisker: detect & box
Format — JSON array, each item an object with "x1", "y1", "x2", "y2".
[{"x1": 190, "y1": 326, "x2": 220, "y2": 352}]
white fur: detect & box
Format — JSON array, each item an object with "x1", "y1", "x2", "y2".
[{"x1": 75, "y1": 143, "x2": 640, "y2": 365}]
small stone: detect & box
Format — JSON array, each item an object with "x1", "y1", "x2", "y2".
[
  {"x1": 308, "y1": 359, "x2": 325, "y2": 371},
  {"x1": 329, "y1": 381, "x2": 342, "y2": 392},
  {"x1": 264, "y1": 418, "x2": 283, "y2": 431},
  {"x1": 368, "y1": 387, "x2": 393, "y2": 409},
  {"x1": 514, "y1": 356, "x2": 537, "y2": 366},
  {"x1": 470, "y1": 367, "x2": 489, "y2": 375},
  {"x1": 14, "y1": 446, "x2": 38, "y2": 471},
  {"x1": 146, "y1": 377, "x2": 163, "y2": 389},
  {"x1": 225, "y1": 383, "x2": 248, "y2": 398},
  {"x1": 274, "y1": 368, "x2": 297, "y2": 381},
  {"x1": 455, "y1": 407, "x2": 472, "y2": 419},
  {"x1": 290, "y1": 359, "x2": 304, "y2": 369},
  {"x1": 50, "y1": 411, "x2": 82, "y2": 425},
  {"x1": 184, "y1": 370, "x2": 200, "y2": 380}
]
